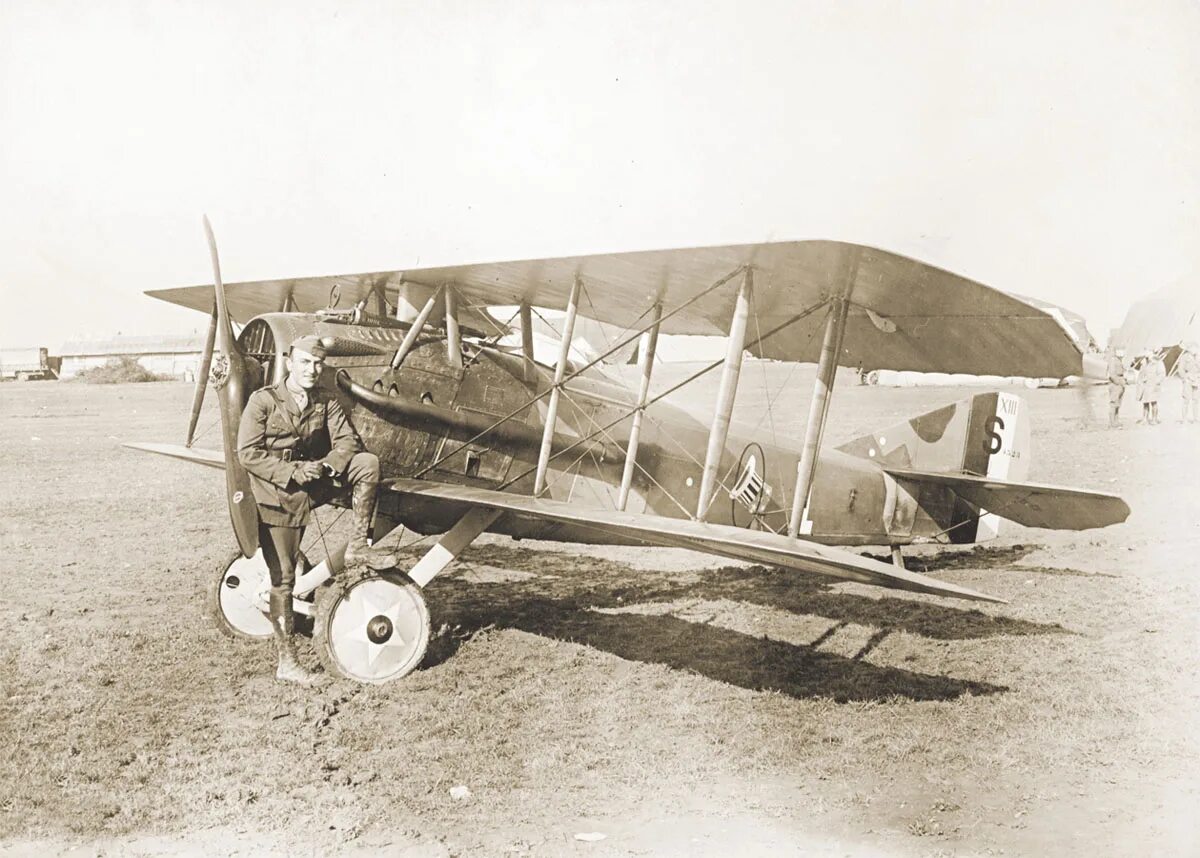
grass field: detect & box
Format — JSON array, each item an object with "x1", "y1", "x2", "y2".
[{"x1": 1, "y1": 369, "x2": 1197, "y2": 857}]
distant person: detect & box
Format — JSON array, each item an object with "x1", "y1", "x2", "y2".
[
  {"x1": 1106, "y1": 347, "x2": 1127, "y2": 428},
  {"x1": 1176, "y1": 342, "x2": 1200, "y2": 423},
  {"x1": 1137, "y1": 350, "x2": 1166, "y2": 425},
  {"x1": 1133, "y1": 352, "x2": 1149, "y2": 423}
]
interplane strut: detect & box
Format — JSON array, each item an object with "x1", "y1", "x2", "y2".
[
  {"x1": 533, "y1": 276, "x2": 583, "y2": 495},
  {"x1": 696, "y1": 267, "x2": 752, "y2": 520},
  {"x1": 788, "y1": 272, "x2": 856, "y2": 537},
  {"x1": 617, "y1": 303, "x2": 662, "y2": 511}
]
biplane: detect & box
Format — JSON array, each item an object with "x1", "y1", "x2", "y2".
[{"x1": 126, "y1": 223, "x2": 1129, "y2": 684}]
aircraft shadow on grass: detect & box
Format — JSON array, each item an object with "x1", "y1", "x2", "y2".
[{"x1": 413, "y1": 544, "x2": 1070, "y2": 703}]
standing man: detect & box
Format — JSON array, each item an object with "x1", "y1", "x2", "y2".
[
  {"x1": 1177, "y1": 342, "x2": 1200, "y2": 423},
  {"x1": 237, "y1": 335, "x2": 399, "y2": 684},
  {"x1": 1142, "y1": 350, "x2": 1167, "y2": 425},
  {"x1": 1105, "y1": 346, "x2": 1127, "y2": 428}
]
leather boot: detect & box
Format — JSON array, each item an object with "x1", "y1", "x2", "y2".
[
  {"x1": 343, "y1": 480, "x2": 399, "y2": 570},
  {"x1": 269, "y1": 589, "x2": 320, "y2": 686}
]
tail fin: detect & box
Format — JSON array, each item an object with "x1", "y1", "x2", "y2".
[{"x1": 837, "y1": 392, "x2": 1030, "y2": 542}]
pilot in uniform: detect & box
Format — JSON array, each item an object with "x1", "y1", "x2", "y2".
[{"x1": 237, "y1": 335, "x2": 398, "y2": 684}]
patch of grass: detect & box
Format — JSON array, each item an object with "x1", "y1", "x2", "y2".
[{"x1": 73, "y1": 355, "x2": 171, "y2": 384}]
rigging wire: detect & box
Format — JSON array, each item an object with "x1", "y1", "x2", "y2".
[
  {"x1": 187, "y1": 413, "x2": 223, "y2": 447},
  {"x1": 413, "y1": 267, "x2": 744, "y2": 479},
  {"x1": 554, "y1": 386, "x2": 701, "y2": 520},
  {"x1": 493, "y1": 302, "x2": 826, "y2": 501}
]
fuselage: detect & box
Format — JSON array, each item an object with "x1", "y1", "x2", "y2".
[{"x1": 238, "y1": 313, "x2": 969, "y2": 548}]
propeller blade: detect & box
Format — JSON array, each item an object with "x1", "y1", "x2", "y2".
[
  {"x1": 202, "y1": 215, "x2": 260, "y2": 557},
  {"x1": 185, "y1": 302, "x2": 218, "y2": 447}
]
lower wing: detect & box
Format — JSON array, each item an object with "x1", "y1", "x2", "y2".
[
  {"x1": 123, "y1": 442, "x2": 225, "y2": 469},
  {"x1": 120, "y1": 442, "x2": 1004, "y2": 603},
  {"x1": 387, "y1": 478, "x2": 1004, "y2": 604}
]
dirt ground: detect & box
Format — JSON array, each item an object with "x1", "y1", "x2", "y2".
[{"x1": 1, "y1": 368, "x2": 1197, "y2": 857}]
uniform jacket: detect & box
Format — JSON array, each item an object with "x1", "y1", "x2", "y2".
[
  {"x1": 1137, "y1": 359, "x2": 1166, "y2": 402},
  {"x1": 1106, "y1": 355, "x2": 1126, "y2": 387},
  {"x1": 236, "y1": 378, "x2": 364, "y2": 526},
  {"x1": 1178, "y1": 351, "x2": 1200, "y2": 386}
]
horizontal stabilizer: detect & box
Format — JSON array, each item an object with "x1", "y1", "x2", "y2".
[
  {"x1": 885, "y1": 468, "x2": 1129, "y2": 531},
  {"x1": 387, "y1": 478, "x2": 1004, "y2": 603},
  {"x1": 123, "y1": 442, "x2": 226, "y2": 470}
]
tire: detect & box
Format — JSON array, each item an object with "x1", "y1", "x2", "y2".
[
  {"x1": 207, "y1": 548, "x2": 312, "y2": 640},
  {"x1": 313, "y1": 568, "x2": 431, "y2": 684}
]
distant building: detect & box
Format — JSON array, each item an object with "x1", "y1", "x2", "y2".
[
  {"x1": 57, "y1": 333, "x2": 206, "y2": 380},
  {"x1": 0, "y1": 347, "x2": 60, "y2": 381}
]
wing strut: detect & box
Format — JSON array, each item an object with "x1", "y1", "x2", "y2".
[
  {"x1": 519, "y1": 301, "x2": 536, "y2": 382},
  {"x1": 617, "y1": 302, "x2": 662, "y2": 510},
  {"x1": 533, "y1": 275, "x2": 582, "y2": 495},
  {"x1": 696, "y1": 267, "x2": 752, "y2": 520},
  {"x1": 788, "y1": 291, "x2": 853, "y2": 537},
  {"x1": 185, "y1": 302, "x2": 218, "y2": 447},
  {"x1": 390, "y1": 284, "x2": 445, "y2": 369},
  {"x1": 445, "y1": 286, "x2": 463, "y2": 369}
]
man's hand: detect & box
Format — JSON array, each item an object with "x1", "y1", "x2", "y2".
[{"x1": 293, "y1": 461, "x2": 324, "y2": 485}]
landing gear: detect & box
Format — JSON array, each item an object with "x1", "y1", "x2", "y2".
[
  {"x1": 313, "y1": 568, "x2": 431, "y2": 684},
  {"x1": 208, "y1": 549, "x2": 313, "y2": 640}
]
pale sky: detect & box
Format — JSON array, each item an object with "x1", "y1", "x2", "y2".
[{"x1": 1, "y1": 0, "x2": 1197, "y2": 350}]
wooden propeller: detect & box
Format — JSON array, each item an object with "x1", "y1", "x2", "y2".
[{"x1": 203, "y1": 215, "x2": 261, "y2": 557}]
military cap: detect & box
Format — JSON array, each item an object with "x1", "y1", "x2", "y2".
[{"x1": 289, "y1": 335, "x2": 328, "y2": 358}]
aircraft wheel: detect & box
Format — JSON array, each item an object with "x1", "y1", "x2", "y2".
[
  {"x1": 207, "y1": 548, "x2": 311, "y2": 640},
  {"x1": 313, "y1": 568, "x2": 431, "y2": 684}
]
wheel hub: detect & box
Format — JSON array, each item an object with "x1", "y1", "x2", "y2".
[{"x1": 366, "y1": 614, "x2": 394, "y2": 644}]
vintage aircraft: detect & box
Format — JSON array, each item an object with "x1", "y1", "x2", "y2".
[{"x1": 126, "y1": 222, "x2": 1129, "y2": 684}]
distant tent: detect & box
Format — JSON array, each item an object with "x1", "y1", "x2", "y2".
[{"x1": 1111, "y1": 287, "x2": 1200, "y2": 367}]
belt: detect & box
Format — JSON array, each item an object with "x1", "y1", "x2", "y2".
[{"x1": 271, "y1": 449, "x2": 309, "y2": 463}]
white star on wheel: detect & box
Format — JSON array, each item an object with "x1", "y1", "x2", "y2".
[{"x1": 341, "y1": 587, "x2": 408, "y2": 673}]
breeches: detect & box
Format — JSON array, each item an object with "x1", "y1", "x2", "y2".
[
  {"x1": 258, "y1": 452, "x2": 382, "y2": 589},
  {"x1": 1184, "y1": 383, "x2": 1199, "y2": 402},
  {"x1": 259, "y1": 522, "x2": 304, "y2": 590},
  {"x1": 306, "y1": 451, "x2": 381, "y2": 507}
]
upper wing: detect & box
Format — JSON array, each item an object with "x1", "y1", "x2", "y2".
[
  {"x1": 386, "y1": 478, "x2": 1004, "y2": 604},
  {"x1": 885, "y1": 468, "x2": 1130, "y2": 530},
  {"x1": 148, "y1": 240, "x2": 1083, "y2": 378}
]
